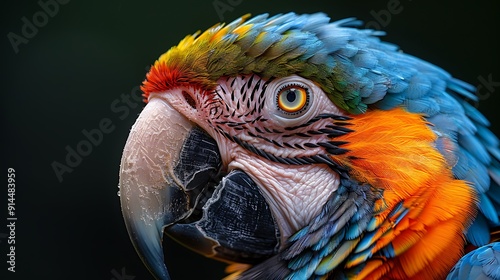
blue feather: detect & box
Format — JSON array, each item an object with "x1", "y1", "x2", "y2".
[
  {"x1": 448, "y1": 79, "x2": 478, "y2": 101},
  {"x1": 337, "y1": 43, "x2": 359, "y2": 58},
  {"x1": 454, "y1": 148, "x2": 490, "y2": 194},
  {"x1": 352, "y1": 51, "x2": 378, "y2": 69},
  {"x1": 477, "y1": 126, "x2": 500, "y2": 148},
  {"x1": 345, "y1": 216, "x2": 369, "y2": 240},
  {"x1": 246, "y1": 32, "x2": 282, "y2": 57},
  {"x1": 387, "y1": 60, "x2": 419, "y2": 81},
  {"x1": 287, "y1": 253, "x2": 321, "y2": 280},
  {"x1": 435, "y1": 92, "x2": 465, "y2": 114},
  {"x1": 380, "y1": 243, "x2": 396, "y2": 258},
  {"x1": 462, "y1": 101, "x2": 490, "y2": 127},
  {"x1": 358, "y1": 77, "x2": 374, "y2": 98},
  {"x1": 333, "y1": 17, "x2": 364, "y2": 28},
  {"x1": 308, "y1": 50, "x2": 330, "y2": 66},
  {"x1": 321, "y1": 56, "x2": 336, "y2": 71},
  {"x1": 405, "y1": 74, "x2": 432, "y2": 99},
  {"x1": 270, "y1": 31, "x2": 308, "y2": 54},
  {"x1": 273, "y1": 18, "x2": 307, "y2": 34},
  {"x1": 488, "y1": 147, "x2": 500, "y2": 163},
  {"x1": 447, "y1": 242, "x2": 500, "y2": 280},
  {"x1": 265, "y1": 12, "x2": 296, "y2": 28},
  {"x1": 479, "y1": 243, "x2": 500, "y2": 278},
  {"x1": 373, "y1": 92, "x2": 404, "y2": 109},
  {"x1": 405, "y1": 96, "x2": 440, "y2": 116},
  {"x1": 301, "y1": 14, "x2": 331, "y2": 30},
  {"x1": 465, "y1": 214, "x2": 491, "y2": 246},
  {"x1": 319, "y1": 27, "x2": 353, "y2": 53},
  {"x1": 319, "y1": 229, "x2": 345, "y2": 257},
  {"x1": 288, "y1": 251, "x2": 313, "y2": 270},
  {"x1": 487, "y1": 182, "x2": 500, "y2": 207},
  {"x1": 241, "y1": 13, "x2": 269, "y2": 25},
  {"x1": 427, "y1": 115, "x2": 459, "y2": 140},
  {"x1": 478, "y1": 193, "x2": 500, "y2": 224},
  {"x1": 387, "y1": 77, "x2": 408, "y2": 94},
  {"x1": 289, "y1": 227, "x2": 309, "y2": 242},
  {"x1": 459, "y1": 133, "x2": 492, "y2": 165},
  {"x1": 347, "y1": 244, "x2": 375, "y2": 265},
  {"x1": 355, "y1": 230, "x2": 378, "y2": 253}
]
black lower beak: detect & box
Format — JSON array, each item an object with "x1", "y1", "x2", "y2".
[{"x1": 165, "y1": 169, "x2": 280, "y2": 263}]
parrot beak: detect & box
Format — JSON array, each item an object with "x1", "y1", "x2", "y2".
[
  {"x1": 119, "y1": 97, "x2": 222, "y2": 280},
  {"x1": 119, "y1": 95, "x2": 281, "y2": 280}
]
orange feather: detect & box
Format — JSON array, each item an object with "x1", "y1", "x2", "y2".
[{"x1": 334, "y1": 108, "x2": 477, "y2": 279}]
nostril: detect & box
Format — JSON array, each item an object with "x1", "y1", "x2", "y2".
[{"x1": 182, "y1": 91, "x2": 196, "y2": 109}]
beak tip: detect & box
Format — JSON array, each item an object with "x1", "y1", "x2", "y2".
[{"x1": 122, "y1": 209, "x2": 171, "y2": 280}]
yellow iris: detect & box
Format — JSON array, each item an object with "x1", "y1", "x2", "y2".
[{"x1": 277, "y1": 85, "x2": 308, "y2": 113}]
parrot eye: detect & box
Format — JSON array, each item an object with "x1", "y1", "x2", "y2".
[{"x1": 276, "y1": 84, "x2": 309, "y2": 114}]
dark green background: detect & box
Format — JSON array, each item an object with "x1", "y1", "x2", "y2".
[{"x1": 2, "y1": 0, "x2": 499, "y2": 279}]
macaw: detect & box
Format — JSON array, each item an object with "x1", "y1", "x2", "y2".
[{"x1": 118, "y1": 13, "x2": 500, "y2": 280}]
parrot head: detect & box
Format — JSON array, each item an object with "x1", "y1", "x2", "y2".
[{"x1": 119, "y1": 13, "x2": 499, "y2": 280}]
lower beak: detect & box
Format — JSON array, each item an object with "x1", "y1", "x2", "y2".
[{"x1": 119, "y1": 98, "x2": 222, "y2": 279}]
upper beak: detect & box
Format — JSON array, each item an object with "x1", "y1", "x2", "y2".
[{"x1": 118, "y1": 97, "x2": 222, "y2": 280}]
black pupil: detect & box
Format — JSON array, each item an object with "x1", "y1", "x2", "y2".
[{"x1": 286, "y1": 89, "x2": 297, "y2": 103}]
